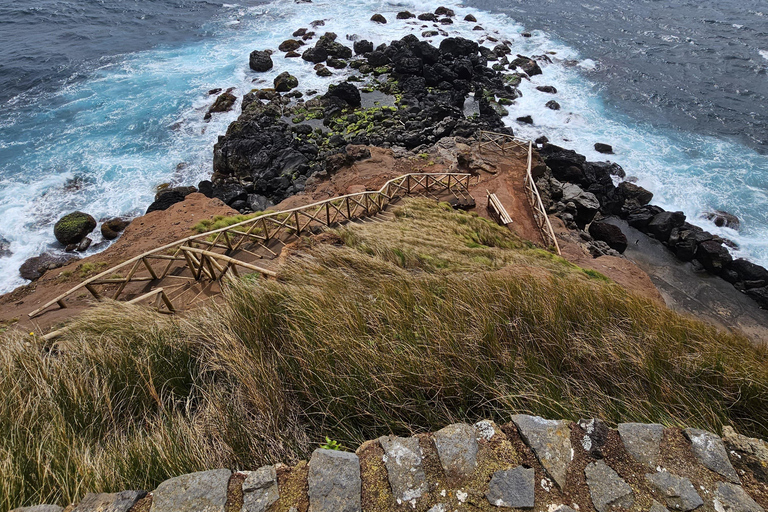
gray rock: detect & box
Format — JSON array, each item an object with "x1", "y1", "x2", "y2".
[
  {"x1": 584, "y1": 460, "x2": 634, "y2": 512},
  {"x1": 242, "y1": 466, "x2": 279, "y2": 512},
  {"x1": 72, "y1": 491, "x2": 147, "y2": 512},
  {"x1": 486, "y1": 466, "x2": 535, "y2": 508},
  {"x1": 684, "y1": 428, "x2": 740, "y2": 483},
  {"x1": 550, "y1": 507, "x2": 577, "y2": 512},
  {"x1": 511, "y1": 414, "x2": 572, "y2": 490},
  {"x1": 618, "y1": 423, "x2": 665, "y2": 466},
  {"x1": 714, "y1": 482, "x2": 764, "y2": 512},
  {"x1": 650, "y1": 500, "x2": 671, "y2": 512},
  {"x1": 10, "y1": 506, "x2": 63, "y2": 512},
  {"x1": 379, "y1": 435, "x2": 428, "y2": 503},
  {"x1": 645, "y1": 471, "x2": 703, "y2": 511},
  {"x1": 432, "y1": 423, "x2": 478, "y2": 479},
  {"x1": 150, "y1": 469, "x2": 231, "y2": 512},
  {"x1": 307, "y1": 449, "x2": 361, "y2": 512}
]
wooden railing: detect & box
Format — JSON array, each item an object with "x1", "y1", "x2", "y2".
[
  {"x1": 29, "y1": 173, "x2": 474, "y2": 320},
  {"x1": 478, "y1": 131, "x2": 561, "y2": 255}
]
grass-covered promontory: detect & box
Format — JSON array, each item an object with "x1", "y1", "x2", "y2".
[{"x1": 2, "y1": 199, "x2": 767, "y2": 509}]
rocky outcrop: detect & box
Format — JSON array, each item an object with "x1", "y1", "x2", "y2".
[
  {"x1": 210, "y1": 34, "x2": 514, "y2": 206},
  {"x1": 53, "y1": 211, "x2": 96, "y2": 246},
  {"x1": 19, "y1": 253, "x2": 79, "y2": 281},
  {"x1": 204, "y1": 88, "x2": 236, "y2": 120},
  {"x1": 16, "y1": 417, "x2": 768, "y2": 512},
  {"x1": 534, "y1": 141, "x2": 768, "y2": 310}
]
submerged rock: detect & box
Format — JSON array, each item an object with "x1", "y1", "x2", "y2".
[
  {"x1": 54, "y1": 211, "x2": 96, "y2": 245},
  {"x1": 703, "y1": 210, "x2": 740, "y2": 230},
  {"x1": 0, "y1": 236, "x2": 10, "y2": 258},
  {"x1": 204, "y1": 89, "x2": 236, "y2": 120},
  {"x1": 594, "y1": 142, "x2": 614, "y2": 154}
]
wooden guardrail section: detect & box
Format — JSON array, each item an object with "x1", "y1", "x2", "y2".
[
  {"x1": 478, "y1": 131, "x2": 561, "y2": 255},
  {"x1": 29, "y1": 173, "x2": 474, "y2": 320}
]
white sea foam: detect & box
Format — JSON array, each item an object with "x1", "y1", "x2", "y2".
[
  {"x1": 760, "y1": 49, "x2": 768, "y2": 61},
  {"x1": 0, "y1": 0, "x2": 767, "y2": 294}
]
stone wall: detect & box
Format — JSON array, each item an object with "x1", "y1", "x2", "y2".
[{"x1": 13, "y1": 416, "x2": 768, "y2": 512}]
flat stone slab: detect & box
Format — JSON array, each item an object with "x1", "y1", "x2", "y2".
[
  {"x1": 432, "y1": 423, "x2": 478, "y2": 479},
  {"x1": 308, "y1": 448, "x2": 361, "y2": 512},
  {"x1": 618, "y1": 423, "x2": 664, "y2": 466},
  {"x1": 684, "y1": 428, "x2": 740, "y2": 483},
  {"x1": 72, "y1": 491, "x2": 147, "y2": 512},
  {"x1": 379, "y1": 435, "x2": 428, "y2": 503},
  {"x1": 486, "y1": 466, "x2": 535, "y2": 508},
  {"x1": 242, "y1": 466, "x2": 279, "y2": 512},
  {"x1": 714, "y1": 482, "x2": 765, "y2": 512},
  {"x1": 11, "y1": 506, "x2": 63, "y2": 512},
  {"x1": 150, "y1": 469, "x2": 231, "y2": 512},
  {"x1": 645, "y1": 471, "x2": 703, "y2": 511},
  {"x1": 511, "y1": 414, "x2": 572, "y2": 490},
  {"x1": 584, "y1": 460, "x2": 634, "y2": 512}
]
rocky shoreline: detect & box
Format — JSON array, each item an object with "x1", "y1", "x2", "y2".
[{"x1": 8, "y1": 6, "x2": 768, "y2": 313}]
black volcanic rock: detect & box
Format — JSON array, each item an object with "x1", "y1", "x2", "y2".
[
  {"x1": 249, "y1": 50, "x2": 273, "y2": 72},
  {"x1": 589, "y1": 222, "x2": 628, "y2": 253}
]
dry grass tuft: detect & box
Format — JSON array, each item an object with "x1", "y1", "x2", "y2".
[{"x1": 1, "y1": 199, "x2": 766, "y2": 510}]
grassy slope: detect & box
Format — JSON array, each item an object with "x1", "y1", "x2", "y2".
[{"x1": 1, "y1": 198, "x2": 767, "y2": 509}]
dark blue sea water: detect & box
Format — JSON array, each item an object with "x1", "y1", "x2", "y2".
[{"x1": 1, "y1": 0, "x2": 767, "y2": 292}]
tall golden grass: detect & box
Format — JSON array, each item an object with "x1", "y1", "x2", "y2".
[{"x1": 1, "y1": 199, "x2": 766, "y2": 509}]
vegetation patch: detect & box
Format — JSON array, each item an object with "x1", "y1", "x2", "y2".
[{"x1": 1, "y1": 199, "x2": 767, "y2": 509}]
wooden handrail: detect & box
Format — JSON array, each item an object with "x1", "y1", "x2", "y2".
[
  {"x1": 478, "y1": 131, "x2": 561, "y2": 255},
  {"x1": 29, "y1": 172, "x2": 472, "y2": 318}
]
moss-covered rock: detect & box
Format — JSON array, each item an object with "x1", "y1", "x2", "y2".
[
  {"x1": 274, "y1": 72, "x2": 299, "y2": 92},
  {"x1": 53, "y1": 211, "x2": 96, "y2": 245}
]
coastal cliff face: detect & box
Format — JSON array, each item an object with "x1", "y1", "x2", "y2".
[{"x1": 14, "y1": 417, "x2": 768, "y2": 512}]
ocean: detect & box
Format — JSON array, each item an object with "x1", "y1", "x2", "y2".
[{"x1": 0, "y1": 0, "x2": 767, "y2": 293}]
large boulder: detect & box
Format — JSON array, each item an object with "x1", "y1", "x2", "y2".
[
  {"x1": 511, "y1": 55, "x2": 542, "y2": 76},
  {"x1": 589, "y1": 222, "x2": 628, "y2": 253},
  {"x1": 54, "y1": 211, "x2": 97, "y2": 245},
  {"x1": 302, "y1": 46, "x2": 328, "y2": 63},
  {"x1": 274, "y1": 72, "x2": 299, "y2": 92},
  {"x1": 278, "y1": 39, "x2": 303, "y2": 52},
  {"x1": 249, "y1": 50, "x2": 273, "y2": 72},
  {"x1": 439, "y1": 37, "x2": 480, "y2": 57},
  {"x1": 617, "y1": 181, "x2": 653, "y2": 208},
  {"x1": 354, "y1": 39, "x2": 373, "y2": 55},
  {"x1": 324, "y1": 82, "x2": 361, "y2": 107},
  {"x1": 695, "y1": 240, "x2": 733, "y2": 275},
  {"x1": 645, "y1": 211, "x2": 686, "y2": 242},
  {"x1": 20, "y1": 253, "x2": 78, "y2": 281},
  {"x1": 730, "y1": 258, "x2": 768, "y2": 287}
]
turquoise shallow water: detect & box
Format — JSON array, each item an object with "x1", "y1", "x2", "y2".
[{"x1": 0, "y1": 0, "x2": 766, "y2": 293}]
